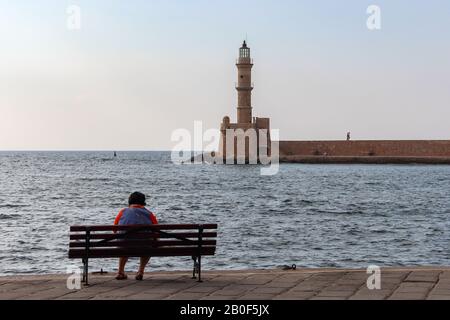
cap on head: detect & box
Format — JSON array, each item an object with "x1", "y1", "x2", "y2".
[{"x1": 128, "y1": 192, "x2": 146, "y2": 206}]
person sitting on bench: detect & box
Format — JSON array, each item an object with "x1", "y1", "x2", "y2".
[{"x1": 114, "y1": 192, "x2": 158, "y2": 280}]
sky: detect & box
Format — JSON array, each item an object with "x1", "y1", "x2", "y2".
[{"x1": 0, "y1": 0, "x2": 449, "y2": 150}]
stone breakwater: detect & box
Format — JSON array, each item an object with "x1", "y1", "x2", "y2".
[{"x1": 279, "y1": 140, "x2": 450, "y2": 164}]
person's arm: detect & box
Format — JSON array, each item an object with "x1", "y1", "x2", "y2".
[
  {"x1": 148, "y1": 211, "x2": 159, "y2": 241},
  {"x1": 113, "y1": 209, "x2": 125, "y2": 233},
  {"x1": 149, "y1": 212, "x2": 158, "y2": 224}
]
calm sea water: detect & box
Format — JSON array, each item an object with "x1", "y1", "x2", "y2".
[{"x1": 0, "y1": 151, "x2": 449, "y2": 275}]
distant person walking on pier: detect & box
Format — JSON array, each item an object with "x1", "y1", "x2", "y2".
[
  {"x1": 347, "y1": 132, "x2": 351, "y2": 141},
  {"x1": 114, "y1": 192, "x2": 158, "y2": 281}
]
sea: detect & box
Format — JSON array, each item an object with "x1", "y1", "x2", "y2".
[{"x1": 0, "y1": 151, "x2": 449, "y2": 275}]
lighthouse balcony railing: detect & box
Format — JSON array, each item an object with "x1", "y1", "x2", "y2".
[
  {"x1": 235, "y1": 82, "x2": 254, "y2": 89},
  {"x1": 236, "y1": 58, "x2": 253, "y2": 64}
]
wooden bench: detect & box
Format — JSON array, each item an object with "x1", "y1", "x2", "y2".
[{"x1": 68, "y1": 224, "x2": 218, "y2": 285}]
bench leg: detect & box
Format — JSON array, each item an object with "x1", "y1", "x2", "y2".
[
  {"x1": 85, "y1": 258, "x2": 89, "y2": 286},
  {"x1": 82, "y1": 258, "x2": 89, "y2": 286},
  {"x1": 82, "y1": 259, "x2": 86, "y2": 283},
  {"x1": 191, "y1": 256, "x2": 197, "y2": 279},
  {"x1": 198, "y1": 255, "x2": 202, "y2": 283}
]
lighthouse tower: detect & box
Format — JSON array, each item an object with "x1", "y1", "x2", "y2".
[
  {"x1": 236, "y1": 41, "x2": 253, "y2": 124},
  {"x1": 219, "y1": 41, "x2": 271, "y2": 163}
]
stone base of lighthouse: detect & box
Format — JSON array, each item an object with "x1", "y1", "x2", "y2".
[{"x1": 218, "y1": 116, "x2": 271, "y2": 164}]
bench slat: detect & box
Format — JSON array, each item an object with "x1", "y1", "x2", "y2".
[
  {"x1": 68, "y1": 246, "x2": 216, "y2": 259},
  {"x1": 70, "y1": 224, "x2": 218, "y2": 232},
  {"x1": 69, "y1": 240, "x2": 217, "y2": 248},
  {"x1": 69, "y1": 232, "x2": 217, "y2": 241}
]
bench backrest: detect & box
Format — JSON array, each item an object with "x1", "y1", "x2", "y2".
[{"x1": 68, "y1": 224, "x2": 218, "y2": 259}]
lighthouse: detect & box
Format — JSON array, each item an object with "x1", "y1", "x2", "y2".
[
  {"x1": 218, "y1": 41, "x2": 271, "y2": 163},
  {"x1": 236, "y1": 41, "x2": 253, "y2": 124}
]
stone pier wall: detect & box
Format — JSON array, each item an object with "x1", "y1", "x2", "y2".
[{"x1": 279, "y1": 140, "x2": 450, "y2": 163}]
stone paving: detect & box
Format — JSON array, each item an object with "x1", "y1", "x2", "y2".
[{"x1": 1, "y1": 267, "x2": 449, "y2": 300}]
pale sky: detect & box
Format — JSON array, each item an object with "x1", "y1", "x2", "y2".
[{"x1": 0, "y1": 0, "x2": 449, "y2": 150}]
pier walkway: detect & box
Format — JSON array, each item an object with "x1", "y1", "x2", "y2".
[{"x1": 1, "y1": 267, "x2": 449, "y2": 300}]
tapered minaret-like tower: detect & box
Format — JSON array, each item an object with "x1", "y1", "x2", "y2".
[
  {"x1": 236, "y1": 41, "x2": 253, "y2": 124},
  {"x1": 218, "y1": 41, "x2": 270, "y2": 163}
]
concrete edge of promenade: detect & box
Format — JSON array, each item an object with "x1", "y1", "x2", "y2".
[{"x1": 1, "y1": 266, "x2": 450, "y2": 300}]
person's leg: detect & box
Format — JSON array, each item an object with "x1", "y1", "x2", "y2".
[
  {"x1": 136, "y1": 256, "x2": 150, "y2": 279},
  {"x1": 116, "y1": 257, "x2": 128, "y2": 279}
]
